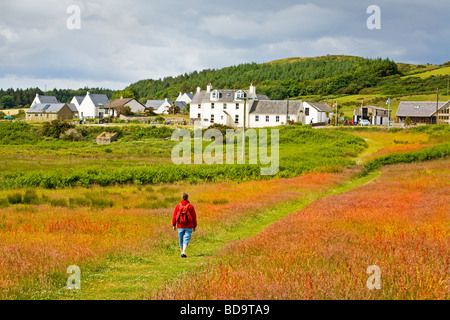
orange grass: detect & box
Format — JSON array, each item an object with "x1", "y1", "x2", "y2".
[
  {"x1": 0, "y1": 171, "x2": 350, "y2": 298},
  {"x1": 155, "y1": 159, "x2": 449, "y2": 300}
]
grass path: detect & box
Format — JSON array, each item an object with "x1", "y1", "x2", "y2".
[{"x1": 56, "y1": 170, "x2": 380, "y2": 300}]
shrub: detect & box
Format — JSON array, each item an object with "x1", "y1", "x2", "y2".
[
  {"x1": 7, "y1": 192, "x2": 23, "y2": 204},
  {"x1": 40, "y1": 120, "x2": 75, "y2": 139},
  {"x1": 60, "y1": 128, "x2": 83, "y2": 141}
]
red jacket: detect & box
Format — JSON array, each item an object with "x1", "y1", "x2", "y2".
[{"x1": 172, "y1": 200, "x2": 197, "y2": 229}]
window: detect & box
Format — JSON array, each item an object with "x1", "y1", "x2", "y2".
[
  {"x1": 305, "y1": 108, "x2": 310, "y2": 116},
  {"x1": 197, "y1": 113, "x2": 201, "y2": 118},
  {"x1": 236, "y1": 103, "x2": 239, "y2": 110},
  {"x1": 211, "y1": 103, "x2": 215, "y2": 109},
  {"x1": 266, "y1": 115, "x2": 269, "y2": 122},
  {"x1": 255, "y1": 115, "x2": 259, "y2": 122},
  {"x1": 198, "y1": 104, "x2": 201, "y2": 109},
  {"x1": 221, "y1": 115, "x2": 224, "y2": 120},
  {"x1": 276, "y1": 116, "x2": 280, "y2": 122},
  {"x1": 211, "y1": 114, "x2": 214, "y2": 122},
  {"x1": 211, "y1": 90, "x2": 221, "y2": 100},
  {"x1": 223, "y1": 103, "x2": 227, "y2": 110},
  {"x1": 235, "y1": 90, "x2": 245, "y2": 100},
  {"x1": 235, "y1": 115, "x2": 239, "y2": 123}
]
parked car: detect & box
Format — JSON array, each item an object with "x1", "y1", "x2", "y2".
[
  {"x1": 359, "y1": 119, "x2": 371, "y2": 126},
  {"x1": 4, "y1": 116, "x2": 14, "y2": 120}
]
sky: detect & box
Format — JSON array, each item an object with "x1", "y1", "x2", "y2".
[{"x1": 0, "y1": 0, "x2": 449, "y2": 90}]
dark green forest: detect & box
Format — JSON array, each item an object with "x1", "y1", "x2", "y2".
[{"x1": 1, "y1": 55, "x2": 449, "y2": 109}]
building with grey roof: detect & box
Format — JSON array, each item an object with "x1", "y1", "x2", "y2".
[
  {"x1": 77, "y1": 92, "x2": 110, "y2": 118},
  {"x1": 190, "y1": 83, "x2": 305, "y2": 128},
  {"x1": 31, "y1": 94, "x2": 59, "y2": 106},
  {"x1": 396, "y1": 101, "x2": 450, "y2": 124},
  {"x1": 26, "y1": 103, "x2": 75, "y2": 121}
]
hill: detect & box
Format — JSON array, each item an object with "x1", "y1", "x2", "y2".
[{"x1": 125, "y1": 55, "x2": 449, "y2": 107}]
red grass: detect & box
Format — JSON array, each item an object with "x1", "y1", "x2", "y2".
[
  {"x1": 155, "y1": 159, "x2": 450, "y2": 300},
  {"x1": 0, "y1": 171, "x2": 350, "y2": 298}
]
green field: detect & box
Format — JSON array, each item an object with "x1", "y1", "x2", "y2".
[{"x1": 0, "y1": 122, "x2": 448, "y2": 300}]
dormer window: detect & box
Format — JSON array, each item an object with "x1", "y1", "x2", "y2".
[
  {"x1": 235, "y1": 90, "x2": 245, "y2": 100},
  {"x1": 211, "y1": 90, "x2": 221, "y2": 100}
]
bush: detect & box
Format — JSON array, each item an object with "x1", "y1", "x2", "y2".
[
  {"x1": 7, "y1": 192, "x2": 23, "y2": 204},
  {"x1": 60, "y1": 128, "x2": 83, "y2": 141},
  {"x1": 40, "y1": 120, "x2": 75, "y2": 139}
]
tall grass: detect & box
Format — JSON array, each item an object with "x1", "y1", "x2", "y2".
[{"x1": 155, "y1": 159, "x2": 449, "y2": 299}]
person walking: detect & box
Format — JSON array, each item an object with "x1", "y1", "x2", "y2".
[{"x1": 172, "y1": 193, "x2": 197, "y2": 258}]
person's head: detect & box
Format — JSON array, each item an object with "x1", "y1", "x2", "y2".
[{"x1": 182, "y1": 193, "x2": 189, "y2": 201}]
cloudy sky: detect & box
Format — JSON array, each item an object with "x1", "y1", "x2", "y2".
[{"x1": 0, "y1": 0, "x2": 449, "y2": 90}]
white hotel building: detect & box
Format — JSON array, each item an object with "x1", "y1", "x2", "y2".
[{"x1": 190, "y1": 84, "x2": 309, "y2": 128}]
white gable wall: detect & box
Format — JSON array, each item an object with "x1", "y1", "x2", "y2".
[
  {"x1": 303, "y1": 102, "x2": 330, "y2": 124},
  {"x1": 78, "y1": 95, "x2": 97, "y2": 118}
]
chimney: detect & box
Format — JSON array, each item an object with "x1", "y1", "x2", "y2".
[
  {"x1": 196, "y1": 87, "x2": 201, "y2": 93},
  {"x1": 87, "y1": 91, "x2": 90, "y2": 95},
  {"x1": 249, "y1": 83, "x2": 256, "y2": 96},
  {"x1": 206, "y1": 83, "x2": 212, "y2": 93}
]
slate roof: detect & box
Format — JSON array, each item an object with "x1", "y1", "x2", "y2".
[
  {"x1": 174, "y1": 101, "x2": 187, "y2": 110},
  {"x1": 72, "y1": 96, "x2": 84, "y2": 105},
  {"x1": 89, "y1": 94, "x2": 110, "y2": 107},
  {"x1": 304, "y1": 101, "x2": 333, "y2": 112},
  {"x1": 26, "y1": 103, "x2": 71, "y2": 114},
  {"x1": 192, "y1": 89, "x2": 252, "y2": 104},
  {"x1": 396, "y1": 101, "x2": 448, "y2": 117},
  {"x1": 249, "y1": 100, "x2": 302, "y2": 115},
  {"x1": 256, "y1": 94, "x2": 270, "y2": 101},
  {"x1": 67, "y1": 103, "x2": 78, "y2": 113},
  {"x1": 177, "y1": 93, "x2": 194, "y2": 100},
  {"x1": 145, "y1": 100, "x2": 166, "y2": 110},
  {"x1": 37, "y1": 95, "x2": 58, "y2": 104}
]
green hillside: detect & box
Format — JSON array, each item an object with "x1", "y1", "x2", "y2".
[{"x1": 126, "y1": 55, "x2": 450, "y2": 107}]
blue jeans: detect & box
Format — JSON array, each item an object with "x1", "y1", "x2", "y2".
[{"x1": 178, "y1": 228, "x2": 193, "y2": 248}]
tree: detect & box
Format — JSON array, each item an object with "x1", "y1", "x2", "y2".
[
  {"x1": 0, "y1": 95, "x2": 15, "y2": 108},
  {"x1": 111, "y1": 90, "x2": 135, "y2": 100},
  {"x1": 168, "y1": 105, "x2": 180, "y2": 114},
  {"x1": 116, "y1": 105, "x2": 133, "y2": 116}
]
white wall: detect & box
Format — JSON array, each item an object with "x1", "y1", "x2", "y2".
[
  {"x1": 193, "y1": 101, "x2": 247, "y2": 128},
  {"x1": 249, "y1": 114, "x2": 299, "y2": 128},
  {"x1": 78, "y1": 95, "x2": 97, "y2": 118},
  {"x1": 126, "y1": 100, "x2": 146, "y2": 114},
  {"x1": 303, "y1": 102, "x2": 330, "y2": 124}
]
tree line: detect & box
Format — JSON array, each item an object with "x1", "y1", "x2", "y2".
[{"x1": 0, "y1": 87, "x2": 114, "y2": 110}]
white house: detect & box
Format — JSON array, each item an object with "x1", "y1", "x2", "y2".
[
  {"x1": 176, "y1": 92, "x2": 194, "y2": 105},
  {"x1": 145, "y1": 100, "x2": 165, "y2": 112},
  {"x1": 77, "y1": 92, "x2": 110, "y2": 118},
  {"x1": 190, "y1": 83, "x2": 302, "y2": 128},
  {"x1": 154, "y1": 98, "x2": 173, "y2": 114},
  {"x1": 31, "y1": 94, "x2": 58, "y2": 106},
  {"x1": 248, "y1": 100, "x2": 304, "y2": 128},
  {"x1": 302, "y1": 101, "x2": 333, "y2": 125},
  {"x1": 104, "y1": 97, "x2": 146, "y2": 116},
  {"x1": 70, "y1": 96, "x2": 84, "y2": 109}
]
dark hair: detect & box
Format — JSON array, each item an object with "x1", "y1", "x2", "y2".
[{"x1": 182, "y1": 193, "x2": 189, "y2": 200}]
